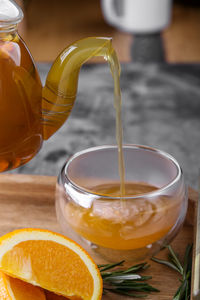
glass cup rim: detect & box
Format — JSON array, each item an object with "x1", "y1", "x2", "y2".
[{"x1": 63, "y1": 144, "x2": 182, "y2": 200}]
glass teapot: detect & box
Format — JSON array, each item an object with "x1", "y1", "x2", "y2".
[{"x1": 0, "y1": 0, "x2": 118, "y2": 172}]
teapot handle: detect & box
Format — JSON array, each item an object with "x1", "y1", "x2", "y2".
[{"x1": 42, "y1": 37, "x2": 118, "y2": 140}]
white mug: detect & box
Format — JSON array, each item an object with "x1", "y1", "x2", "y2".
[{"x1": 101, "y1": 0, "x2": 173, "y2": 33}]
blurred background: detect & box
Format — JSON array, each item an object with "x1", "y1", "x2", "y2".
[{"x1": 16, "y1": 0, "x2": 200, "y2": 63}]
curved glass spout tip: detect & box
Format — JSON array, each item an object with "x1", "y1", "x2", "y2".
[{"x1": 0, "y1": 0, "x2": 23, "y2": 27}]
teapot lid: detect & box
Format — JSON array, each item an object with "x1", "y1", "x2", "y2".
[{"x1": 0, "y1": 0, "x2": 23, "y2": 28}]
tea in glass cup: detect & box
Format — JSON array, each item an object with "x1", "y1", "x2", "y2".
[{"x1": 56, "y1": 145, "x2": 187, "y2": 262}]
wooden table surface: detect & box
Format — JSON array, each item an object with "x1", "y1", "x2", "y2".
[{"x1": 0, "y1": 173, "x2": 196, "y2": 299}]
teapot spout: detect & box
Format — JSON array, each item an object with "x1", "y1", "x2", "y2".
[{"x1": 42, "y1": 37, "x2": 114, "y2": 140}]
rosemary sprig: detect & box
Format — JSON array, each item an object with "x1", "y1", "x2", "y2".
[
  {"x1": 98, "y1": 260, "x2": 159, "y2": 298},
  {"x1": 152, "y1": 244, "x2": 193, "y2": 300}
]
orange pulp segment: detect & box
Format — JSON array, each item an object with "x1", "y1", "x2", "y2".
[
  {"x1": 0, "y1": 270, "x2": 46, "y2": 300},
  {"x1": 0, "y1": 229, "x2": 102, "y2": 300},
  {"x1": 45, "y1": 290, "x2": 82, "y2": 300}
]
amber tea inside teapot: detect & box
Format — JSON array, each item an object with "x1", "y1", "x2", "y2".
[{"x1": 0, "y1": 0, "x2": 121, "y2": 172}]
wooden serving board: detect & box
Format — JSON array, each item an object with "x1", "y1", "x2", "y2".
[{"x1": 0, "y1": 174, "x2": 196, "y2": 299}]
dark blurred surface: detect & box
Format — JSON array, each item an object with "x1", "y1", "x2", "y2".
[
  {"x1": 174, "y1": 0, "x2": 200, "y2": 6},
  {"x1": 9, "y1": 62, "x2": 200, "y2": 190}
]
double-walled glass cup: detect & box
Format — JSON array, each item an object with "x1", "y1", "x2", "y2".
[{"x1": 56, "y1": 145, "x2": 187, "y2": 262}]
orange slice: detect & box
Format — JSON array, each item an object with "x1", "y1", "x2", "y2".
[
  {"x1": 0, "y1": 229, "x2": 102, "y2": 300},
  {"x1": 0, "y1": 271, "x2": 45, "y2": 300},
  {"x1": 45, "y1": 290, "x2": 81, "y2": 300}
]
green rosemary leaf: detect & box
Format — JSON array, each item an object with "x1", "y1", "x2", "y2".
[
  {"x1": 153, "y1": 244, "x2": 193, "y2": 300},
  {"x1": 186, "y1": 270, "x2": 191, "y2": 280},
  {"x1": 173, "y1": 284, "x2": 182, "y2": 300},
  {"x1": 105, "y1": 282, "x2": 159, "y2": 291},
  {"x1": 104, "y1": 288, "x2": 148, "y2": 298},
  {"x1": 137, "y1": 275, "x2": 152, "y2": 281},
  {"x1": 176, "y1": 279, "x2": 187, "y2": 300},
  {"x1": 104, "y1": 274, "x2": 141, "y2": 281},
  {"x1": 185, "y1": 280, "x2": 188, "y2": 300},
  {"x1": 98, "y1": 260, "x2": 124, "y2": 271},
  {"x1": 101, "y1": 269, "x2": 148, "y2": 279},
  {"x1": 146, "y1": 286, "x2": 160, "y2": 292},
  {"x1": 113, "y1": 286, "x2": 150, "y2": 291},
  {"x1": 122, "y1": 263, "x2": 150, "y2": 274},
  {"x1": 99, "y1": 260, "x2": 159, "y2": 298},
  {"x1": 101, "y1": 271, "x2": 128, "y2": 278},
  {"x1": 151, "y1": 256, "x2": 181, "y2": 273},
  {"x1": 173, "y1": 286, "x2": 181, "y2": 300},
  {"x1": 183, "y1": 244, "x2": 193, "y2": 279},
  {"x1": 167, "y1": 245, "x2": 183, "y2": 275},
  {"x1": 114, "y1": 281, "x2": 153, "y2": 287}
]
